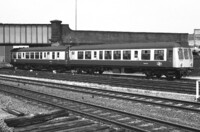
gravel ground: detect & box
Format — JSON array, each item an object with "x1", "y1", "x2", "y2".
[
  {"x1": 1, "y1": 78, "x2": 200, "y2": 131},
  {"x1": 0, "y1": 92, "x2": 52, "y2": 132}
]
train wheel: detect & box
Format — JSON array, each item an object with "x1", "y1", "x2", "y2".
[
  {"x1": 145, "y1": 72, "x2": 153, "y2": 79},
  {"x1": 175, "y1": 73, "x2": 182, "y2": 79},
  {"x1": 98, "y1": 70, "x2": 104, "y2": 74},
  {"x1": 156, "y1": 74, "x2": 162, "y2": 79}
]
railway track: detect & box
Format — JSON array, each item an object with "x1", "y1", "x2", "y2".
[
  {"x1": 0, "y1": 82, "x2": 199, "y2": 132},
  {"x1": 0, "y1": 69, "x2": 197, "y2": 94},
  {"x1": 0, "y1": 75, "x2": 199, "y2": 113}
]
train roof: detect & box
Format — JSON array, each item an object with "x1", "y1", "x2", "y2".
[
  {"x1": 11, "y1": 45, "x2": 70, "y2": 52},
  {"x1": 70, "y1": 42, "x2": 185, "y2": 50}
]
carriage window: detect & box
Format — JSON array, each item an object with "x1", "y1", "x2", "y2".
[
  {"x1": 114, "y1": 51, "x2": 121, "y2": 60},
  {"x1": 18, "y1": 52, "x2": 21, "y2": 59},
  {"x1": 168, "y1": 50, "x2": 173, "y2": 60},
  {"x1": 85, "y1": 51, "x2": 91, "y2": 59},
  {"x1": 178, "y1": 49, "x2": 184, "y2": 60},
  {"x1": 105, "y1": 51, "x2": 112, "y2": 60},
  {"x1": 44, "y1": 52, "x2": 47, "y2": 58},
  {"x1": 22, "y1": 53, "x2": 25, "y2": 58},
  {"x1": 134, "y1": 51, "x2": 138, "y2": 58},
  {"x1": 39, "y1": 52, "x2": 42, "y2": 59},
  {"x1": 99, "y1": 51, "x2": 103, "y2": 60},
  {"x1": 52, "y1": 52, "x2": 55, "y2": 59},
  {"x1": 35, "y1": 52, "x2": 39, "y2": 59},
  {"x1": 13, "y1": 53, "x2": 16, "y2": 59},
  {"x1": 30, "y1": 52, "x2": 34, "y2": 59},
  {"x1": 154, "y1": 50, "x2": 164, "y2": 60},
  {"x1": 78, "y1": 51, "x2": 84, "y2": 59},
  {"x1": 26, "y1": 52, "x2": 29, "y2": 59},
  {"x1": 142, "y1": 50, "x2": 150, "y2": 60},
  {"x1": 57, "y1": 52, "x2": 60, "y2": 58},
  {"x1": 123, "y1": 51, "x2": 131, "y2": 60},
  {"x1": 184, "y1": 49, "x2": 189, "y2": 59},
  {"x1": 94, "y1": 51, "x2": 97, "y2": 58}
]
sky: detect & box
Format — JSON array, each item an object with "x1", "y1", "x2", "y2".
[{"x1": 0, "y1": 0, "x2": 200, "y2": 34}]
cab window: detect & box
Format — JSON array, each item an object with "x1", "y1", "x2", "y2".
[
  {"x1": 184, "y1": 49, "x2": 189, "y2": 59},
  {"x1": 178, "y1": 49, "x2": 184, "y2": 60}
]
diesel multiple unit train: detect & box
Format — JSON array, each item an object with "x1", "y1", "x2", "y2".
[{"x1": 11, "y1": 42, "x2": 193, "y2": 79}]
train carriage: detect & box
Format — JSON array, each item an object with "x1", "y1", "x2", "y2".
[
  {"x1": 11, "y1": 46, "x2": 70, "y2": 71},
  {"x1": 69, "y1": 42, "x2": 193, "y2": 79},
  {"x1": 10, "y1": 42, "x2": 193, "y2": 79}
]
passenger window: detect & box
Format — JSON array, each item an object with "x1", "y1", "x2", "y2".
[
  {"x1": 134, "y1": 51, "x2": 138, "y2": 58},
  {"x1": 13, "y1": 53, "x2": 16, "y2": 59},
  {"x1": 123, "y1": 51, "x2": 131, "y2": 60},
  {"x1": 178, "y1": 49, "x2": 184, "y2": 60},
  {"x1": 184, "y1": 49, "x2": 189, "y2": 59},
  {"x1": 39, "y1": 52, "x2": 42, "y2": 59},
  {"x1": 44, "y1": 52, "x2": 47, "y2": 58},
  {"x1": 57, "y1": 52, "x2": 60, "y2": 58},
  {"x1": 35, "y1": 52, "x2": 39, "y2": 59},
  {"x1": 168, "y1": 50, "x2": 173, "y2": 60},
  {"x1": 141, "y1": 50, "x2": 150, "y2": 60},
  {"x1": 85, "y1": 51, "x2": 91, "y2": 59},
  {"x1": 154, "y1": 50, "x2": 164, "y2": 60},
  {"x1": 114, "y1": 51, "x2": 121, "y2": 60},
  {"x1": 94, "y1": 51, "x2": 97, "y2": 58},
  {"x1": 52, "y1": 52, "x2": 55, "y2": 59},
  {"x1": 26, "y1": 52, "x2": 29, "y2": 59},
  {"x1": 99, "y1": 51, "x2": 103, "y2": 60},
  {"x1": 18, "y1": 52, "x2": 21, "y2": 59},
  {"x1": 78, "y1": 51, "x2": 84, "y2": 59},
  {"x1": 31, "y1": 52, "x2": 34, "y2": 59},
  {"x1": 105, "y1": 51, "x2": 112, "y2": 60}
]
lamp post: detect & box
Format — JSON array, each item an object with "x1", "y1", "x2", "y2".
[{"x1": 75, "y1": 0, "x2": 77, "y2": 30}]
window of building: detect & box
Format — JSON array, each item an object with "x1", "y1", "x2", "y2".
[
  {"x1": 184, "y1": 49, "x2": 189, "y2": 59},
  {"x1": 105, "y1": 51, "x2": 112, "y2": 60},
  {"x1": 114, "y1": 51, "x2": 121, "y2": 60},
  {"x1": 154, "y1": 50, "x2": 164, "y2": 60},
  {"x1": 141, "y1": 50, "x2": 150, "y2": 60},
  {"x1": 178, "y1": 49, "x2": 184, "y2": 60},
  {"x1": 123, "y1": 50, "x2": 131, "y2": 60},
  {"x1": 99, "y1": 51, "x2": 103, "y2": 60},
  {"x1": 85, "y1": 51, "x2": 91, "y2": 59},
  {"x1": 30, "y1": 52, "x2": 34, "y2": 59},
  {"x1": 78, "y1": 51, "x2": 84, "y2": 59}
]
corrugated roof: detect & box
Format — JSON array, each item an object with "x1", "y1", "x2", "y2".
[{"x1": 70, "y1": 42, "x2": 182, "y2": 50}]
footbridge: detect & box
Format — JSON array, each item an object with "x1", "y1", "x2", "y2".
[{"x1": 0, "y1": 23, "x2": 51, "y2": 46}]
